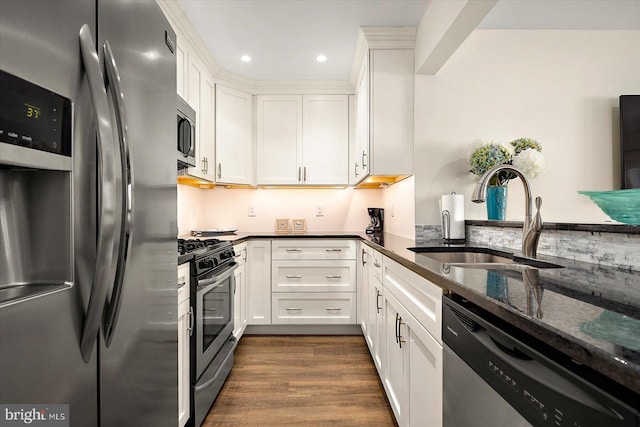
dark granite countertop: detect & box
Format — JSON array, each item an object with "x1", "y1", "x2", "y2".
[
  {"x1": 178, "y1": 230, "x2": 640, "y2": 398},
  {"x1": 178, "y1": 253, "x2": 194, "y2": 265}
]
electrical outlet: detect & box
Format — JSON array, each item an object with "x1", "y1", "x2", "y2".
[
  {"x1": 316, "y1": 206, "x2": 324, "y2": 217},
  {"x1": 248, "y1": 205, "x2": 256, "y2": 217}
]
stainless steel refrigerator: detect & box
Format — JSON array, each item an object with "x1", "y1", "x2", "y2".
[{"x1": 0, "y1": 0, "x2": 178, "y2": 425}]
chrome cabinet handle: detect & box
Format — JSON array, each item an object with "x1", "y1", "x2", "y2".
[
  {"x1": 243, "y1": 247, "x2": 247, "y2": 262},
  {"x1": 298, "y1": 166, "x2": 301, "y2": 182},
  {"x1": 187, "y1": 306, "x2": 194, "y2": 336},
  {"x1": 362, "y1": 248, "x2": 367, "y2": 266},
  {"x1": 286, "y1": 307, "x2": 302, "y2": 311},
  {"x1": 285, "y1": 275, "x2": 302, "y2": 279},
  {"x1": 102, "y1": 40, "x2": 134, "y2": 348},
  {"x1": 398, "y1": 315, "x2": 406, "y2": 348},
  {"x1": 355, "y1": 162, "x2": 359, "y2": 178},
  {"x1": 325, "y1": 275, "x2": 342, "y2": 279},
  {"x1": 201, "y1": 158, "x2": 206, "y2": 173},
  {"x1": 79, "y1": 24, "x2": 118, "y2": 363},
  {"x1": 376, "y1": 290, "x2": 382, "y2": 314},
  {"x1": 326, "y1": 308, "x2": 342, "y2": 311},
  {"x1": 218, "y1": 162, "x2": 222, "y2": 179},
  {"x1": 285, "y1": 248, "x2": 302, "y2": 252},
  {"x1": 374, "y1": 261, "x2": 381, "y2": 268},
  {"x1": 326, "y1": 248, "x2": 343, "y2": 252},
  {"x1": 395, "y1": 313, "x2": 400, "y2": 344},
  {"x1": 205, "y1": 157, "x2": 209, "y2": 173},
  {"x1": 362, "y1": 150, "x2": 367, "y2": 167},
  {"x1": 303, "y1": 166, "x2": 307, "y2": 182}
]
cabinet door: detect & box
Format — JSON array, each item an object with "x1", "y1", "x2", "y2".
[
  {"x1": 355, "y1": 58, "x2": 369, "y2": 183},
  {"x1": 367, "y1": 275, "x2": 384, "y2": 374},
  {"x1": 357, "y1": 244, "x2": 369, "y2": 330},
  {"x1": 246, "y1": 240, "x2": 272, "y2": 325},
  {"x1": 186, "y1": 54, "x2": 214, "y2": 180},
  {"x1": 178, "y1": 297, "x2": 190, "y2": 427},
  {"x1": 383, "y1": 289, "x2": 405, "y2": 423},
  {"x1": 175, "y1": 29, "x2": 189, "y2": 99},
  {"x1": 405, "y1": 309, "x2": 443, "y2": 427},
  {"x1": 369, "y1": 49, "x2": 413, "y2": 176},
  {"x1": 215, "y1": 85, "x2": 253, "y2": 185},
  {"x1": 256, "y1": 95, "x2": 302, "y2": 185},
  {"x1": 302, "y1": 95, "x2": 349, "y2": 185}
]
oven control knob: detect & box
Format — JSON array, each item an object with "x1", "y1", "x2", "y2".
[
  {"x1": 199, "y1": 259, "x2": 214, "y2": 269},
  {"x1": 220, "y1": 251, "x2": 231, "y2": 260}
]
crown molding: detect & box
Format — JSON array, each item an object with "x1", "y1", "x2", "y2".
[
  {"x1": 350, "y1": 26, "x2": 417, "y2": 86},
  {"x1": 253, "y1": 80, "x2": 354, "y2": 95}
]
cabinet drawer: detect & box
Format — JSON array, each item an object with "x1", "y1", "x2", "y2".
[
  {"x1": 271, "y1": 293, "x2": 356, "y2": 324},
  {"x1": 272, "y1": 239, "x2": 356, "y2": 260},
  {"x1": 371, "y1": 249, "x2": 383, "y2": 282},
  {"x1": 382, "y1": 256, "x2": 443, "y2": 343},
  {"x1": 272, "y1": 260, "x2": 356, "y2": 292},
  {"x1": 178, "y1": 263, "x2": 190, "y2": 304}
]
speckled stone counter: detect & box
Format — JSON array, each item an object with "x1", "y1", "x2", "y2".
[
  {"x1": 359, "y1": 233, "x2": 640, "y2": 400},
  {"x1": 179, "y1": 230, "x2": 640, "y2": 398}
]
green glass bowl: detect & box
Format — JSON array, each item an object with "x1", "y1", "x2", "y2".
[{"x1": 578, "y1": 189, "x2": 640, "y2": 225}]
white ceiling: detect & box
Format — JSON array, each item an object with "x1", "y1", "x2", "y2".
[
  {"x1": 176, "y1": 0, "x2": 640, "y2": 82},
  {"x1": 176, "y1": 0, "x2": 430, "y2": 81}
]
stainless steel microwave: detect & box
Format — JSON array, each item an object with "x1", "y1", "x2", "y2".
[{"x1": 177, "y1": 95, "x2": 195, "y2": 169}]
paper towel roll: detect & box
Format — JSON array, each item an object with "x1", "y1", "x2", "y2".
[{"x1": 441, "y1": 193, "x2": 465, "y2": 241}]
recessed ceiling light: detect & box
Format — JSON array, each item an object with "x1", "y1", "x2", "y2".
[
  {"x1": 240, "y1": 55, "x2": 252, "y2": 62},
  {"x1": 315, "y1": 54, "x2": 327, "y2": 63}
]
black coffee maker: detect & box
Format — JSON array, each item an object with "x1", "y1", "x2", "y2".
[{"x1": 366, "y1": 208, "x2": 384, "y2": 234}]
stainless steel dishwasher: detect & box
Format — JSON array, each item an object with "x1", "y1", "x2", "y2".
[{"x1": 443, "y1": 295, "x2": 639, "y2": 427}]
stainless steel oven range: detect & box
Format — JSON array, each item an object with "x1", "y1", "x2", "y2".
[{"x1": 178, "y1": 238, "x2": 238, "y2": 427}]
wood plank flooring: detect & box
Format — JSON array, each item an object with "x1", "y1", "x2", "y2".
[{"x1": 203, "y1": 335, "x2": 397, "y2": 426}]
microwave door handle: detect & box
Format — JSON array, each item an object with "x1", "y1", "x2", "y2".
[
  {"x1": 78, "y1": 24, "x2": 119, "y2": 363},
  {"x1": 101, "y1": 40, "x2": 134, "y2": 347}
]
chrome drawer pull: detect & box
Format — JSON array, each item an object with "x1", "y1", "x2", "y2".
[
  {"x1": 286, "y1": 275, "x2": 303, "y2": 279},
  {"x1": 373, "y1": 261, "x2": 381, "y2": 268},
  {"x1": 325, "y1": 307, "x2": 342, "y2": 311},
  {"x1": 325, "y1": 275, "x2": 342, "y2": 279},
  {"x1": 285, "y1": 248, "x2": 302, "y2": 252},
  {"x1": 325, "y1": 248, "x2": 343, "y2": 252},
  {"x1": 286, "y1": 307, "x2": 302, "y2": 311}
]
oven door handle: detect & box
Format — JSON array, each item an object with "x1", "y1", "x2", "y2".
[
  {"x1": 198, "y1": 263, "x2": 238, "y2": 290},
  {"x1": 79, "y1": 24, "x2": 119, "y2": 364}
]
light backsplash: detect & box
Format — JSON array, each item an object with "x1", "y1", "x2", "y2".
[{"x1": 177, "y1": 177, "x2": 416, "y2": 238}]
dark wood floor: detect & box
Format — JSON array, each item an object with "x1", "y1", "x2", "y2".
[{"x1": 203, "y1": 335, "x2": 397, "y2": 426}]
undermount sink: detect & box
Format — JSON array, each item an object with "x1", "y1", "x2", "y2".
[{"x1": 408, "y1": 247, "x2": 564, "y2": 269}]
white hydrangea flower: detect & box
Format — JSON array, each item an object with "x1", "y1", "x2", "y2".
[{"x1": 512, "y1": 148, "x2": 545, "y2": 179}]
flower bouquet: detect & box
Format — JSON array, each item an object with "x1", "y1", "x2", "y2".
[{"x1": 469, "y1": 138, "x2": 545, "y2": 220}]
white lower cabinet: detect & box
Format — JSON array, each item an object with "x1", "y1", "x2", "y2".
[
  {"x1": 383, "y1": 289, "x2": 443, "y2": 427},
  {"x1": 271, "y1": 292, "x2": 356, "y2": 324},
  {"x1": 177, "y1": 263, "x2": 191, "y2": 427},
  {"x1": 233, "y1": 242, "x2": 248, "y2": 339},
  {"x1": 271, "y1": 239, "x2": 357, "y2": 325},
  {"x1": 246, "y1": 240, "x2": 272, "y2": 325},
  {"x1": 358, "y1": 245, "x2": 444, "y2": 427}
]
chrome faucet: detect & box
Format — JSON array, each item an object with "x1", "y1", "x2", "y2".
[{"x1": 471, "y1": 164, "x2": 543, "y2": 258}]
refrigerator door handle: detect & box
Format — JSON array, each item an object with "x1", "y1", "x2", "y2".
[
  {"x1": 78, "y1": 24, "x2": 119, "y2": 363},
  {"x1": 101, "y1": 40, "x2": 134, "y2": 346}
]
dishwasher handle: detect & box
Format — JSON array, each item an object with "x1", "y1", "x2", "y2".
[{"x1": 443, "y1": 298, "x2": 637, "y2": 427}]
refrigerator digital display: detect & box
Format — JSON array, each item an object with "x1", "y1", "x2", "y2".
[{"x1": 0, "y1": 69, "x2": 71, "y2": 156}]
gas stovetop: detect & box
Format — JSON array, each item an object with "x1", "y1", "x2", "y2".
[{"x1": 177, "y1": 238, "x2": 235, "y2": 277}]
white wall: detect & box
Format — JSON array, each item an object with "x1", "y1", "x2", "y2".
[
  {"x1": 414, "y1": 29, "x2": 640, "y2": 226},
  {"x1": 177, "y1": 179, "x2": 415, "y2": 237},
  {"x1": 177, "y1": 185, "x2": 383, "y2": 235},
  {"x1": 381, "y1": 176, "x2": 416, "y2": 238}
]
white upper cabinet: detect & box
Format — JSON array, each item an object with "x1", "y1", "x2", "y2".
[
  {"x1": 355, "y1": 48, "x2": 414, "y2": 184},
  {"x1": 186, "y1": 53, "x2": 215, "y2": 180},
  {"x1": 257, "y1": 94, "x2": 349, "y2": 186},
  {"x1": 256, "y1": 95, "x2": 303, "y2": 185},
  {"x1": 302, "y1": 95, "x2": 349, "y2": 185},
  {"x1": 215, "y1": 85, "x2": 253, "y2": 185}
]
